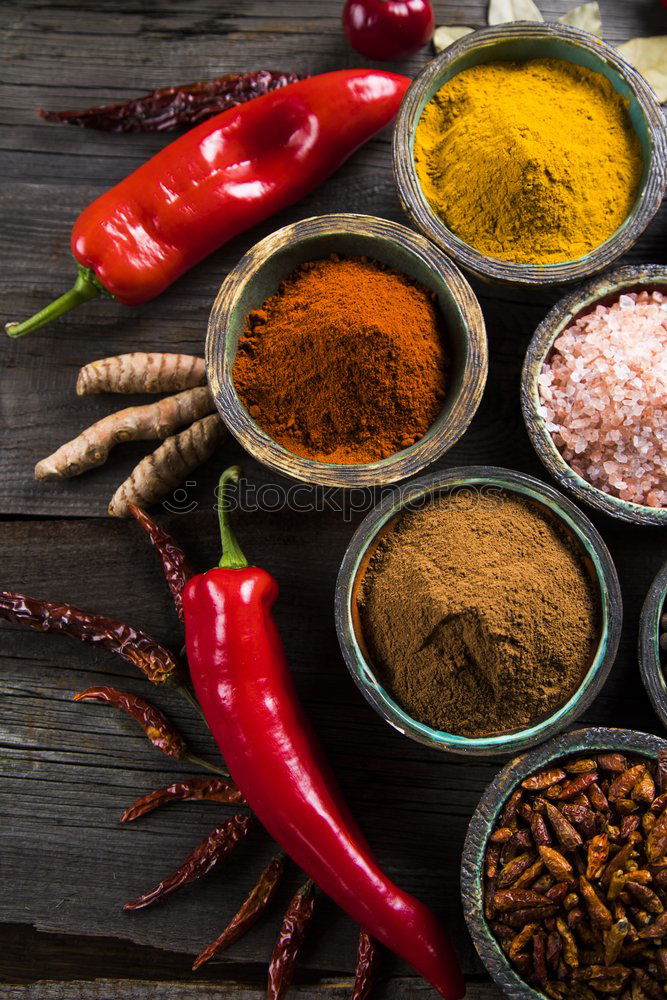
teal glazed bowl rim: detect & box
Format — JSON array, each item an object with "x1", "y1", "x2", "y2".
[
  {"x1": 334, "y1": 466, "x2": 622, "y2": 757},
  {"x1": 206, "y1": 213, "x2": 487, "y2": 489},
  {"x1": 393, "y1": 23, "x2": 667, "y2": 287},
  {"x1": 461, "y1": 727, "x2": 667, "y2": 1000},
  {"x1": 521, "y1": 264, "x2": 667, "y2": 527},
  {"x1": 639, "y1": 561, "x2": 667, "y2": 729}
]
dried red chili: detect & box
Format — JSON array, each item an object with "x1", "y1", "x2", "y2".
[
  {"x1": 124, "y1": 812, "x2": 251, "y2": 910},
  {"x1": 267, "y1": 880, "x2": 316, "y2": 1000},
  {"x1": 128, "y1": 504, "x2": 193, "y2": 621},
  {"x1": 0, "y1": 591, "x2": 177, "y2": 684},
  {"x1": 352, "y1": 929, "x2": 381, "y2": 1000},
  {"x1": 38, "y1": 70, "x2": 303, "y2": 131},
  {"x1": 74, "y1": 686, "x2": 187, "y2": 759},
  {"x1": 192, "y1": 853, "x2": 286, "y2": 970},
  {"x1": 75, "y1": 686, "x2": 227, "y2": 776},
  {"x1": 121, "y1": 777, "x2": 244, "y2": 823}
]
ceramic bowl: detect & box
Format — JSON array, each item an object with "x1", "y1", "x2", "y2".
[
  {"x1": 461, "y1": 726, "x2": 667, "y2": 1000},
  {"x1": 521, "y1": 264, "x2": 667, "y2": 526},
  {"x1": 335, "y1": 466, "x2": 622, "y2": 757},
  {"x1": 639, "y1": 561, "x2": 667, "y2": 729},
  {"x1": 393, "y1": 23, "x2": 667, "y2": 287},
  {"x1": 206, "y1": 214, "x2": 487, "y2": 489}
]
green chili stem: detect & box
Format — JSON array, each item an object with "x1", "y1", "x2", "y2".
[
  {"x1": 6, "y1": 266, "x2": 104, "y2": 338},
  {"x1": 185, "y1": 753, "x2": 230, "y2": 778},
  {"x1": 177, "y1": 682, "x2": 208, "y2": 725},
  {"x1": 217, "y1": 466, "x2": 248, "y2": 570}
]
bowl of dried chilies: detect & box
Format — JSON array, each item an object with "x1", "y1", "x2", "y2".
[{"x1": 462, "y1": 727, "x2": 667, "y2": 1000}]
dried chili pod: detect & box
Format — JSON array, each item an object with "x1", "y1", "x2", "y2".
[
  {"x1": 534, "y1": 930, "x2": 549, "y2": 985},
  {"x1": 267, "y1": 879, "x2": 316, "y2": 1000},
  {"x1": 588, "y1": 783, "x2": 610, "y2": 813},
  {"x1": 509, "y1": 923, "x2": 539, "y2": 962},
  {"x1": 539, "y1": 847, "x2": 574, "y2": 881},
  {"x1": 38, "y1": 70, "x2": 303, "y2": 132},
  {"x1": 532, "y1": 813, "x2": 553, "y2": 847},
  {"x1": 523, "y1": 770, "x2": 567, "y2": 792},
  {"x1": 609, "y1": 766, "x2": 646, "y2": 803},
  {"x1": 604, "y1": 917, "x2": 628, "y2": 966},
  {"x1": 558, "y1": 774, "x2": 598, "y2": 801},
  {"x1": 498, "y1": 853, "x2": 538, "y2": 888},
  {"x1": 598, "y1": 754, "x2": 628, "y2": 773},
  {"x1": 352, "y1": 929, "x2": 381, "y2": 1000},
  {"x1": 121, "y1": 777, "x2": 244, "y2": 823},
  {"x1": 74, "y1": 687, "x2": 186, "y2": 759},
  {"x1": 124, "y1": 813, "x2": 251, "y2": 910},
  {"x1": 192, "y1": 853, "x2": 285, "y2": 970},
  {"x1": 545, "y1": 803, "x2": 583, "y2": 852},
  {"x1": 495, "y1": 889, "x2": 551, "y2": 911},
  {"x1": 566, "y1": 760, "x2": 598, "y2": 775},
  {"x1": 579, "y1": 875, "x2": 613, "y2": 930},
  {"x1": 0, "y1": 591, "x2": 178, "y2": 684},
  {"x1": 128, "y1": 504, "x2": 193, "y2": 621},
  {"x1": 647, "y1": 807, "x2": 667, "y2": 862}
]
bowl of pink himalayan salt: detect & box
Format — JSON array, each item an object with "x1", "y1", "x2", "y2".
[{"x1": 521, "y1": 264, "x2": 667, "y2": 526}]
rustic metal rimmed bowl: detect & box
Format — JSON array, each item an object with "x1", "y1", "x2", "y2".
[
  {"x1": 335, "y1": 466, "x2": 622, "y2": 757},
  {"x1": 522, "y1": 264, "x2": 667, "y2": 527},
  {"x1": 640, "y1": 561, "x2": 667, "y2": 729},
  {"x1": 461, "y1": 726, "x2": 667, "y2": 1000},
  {"x1": 393, "y1": 23, "x2": 667, "y2": 287},
  {"x1": 206, "y1": 214, "x2": 487, "y2": 489}
]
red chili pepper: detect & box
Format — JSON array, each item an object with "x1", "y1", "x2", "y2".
[
  {"x1": 183, "y1": 467, "x2": 464, "y2": 1000},
  {"x1": 342, "y1": 0, "x2": 434, "y2": 61},
  {"x1": 7, "y1": 69, "x2": 409, "y2": 338}
]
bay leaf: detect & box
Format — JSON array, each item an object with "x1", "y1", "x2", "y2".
[
  {"x1": 617, "y1": 36, "x2": 667, "y2": 104},
  {"x1": 488, "y1": 0, "x2": 543, "y2": 25},
  {"x1": 557, "y1": 2, "x2": 602, "y2": 37},
  {"x1": 433, "y1": 25, "x2": 474, "y2": 53}
]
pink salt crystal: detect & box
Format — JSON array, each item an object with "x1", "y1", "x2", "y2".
[{"x1": 538, "y1": 291, "x2": 667, "y2": 507}]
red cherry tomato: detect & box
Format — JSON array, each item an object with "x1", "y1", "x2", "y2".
[{"x1": 342, "y1": 0, "x2": 435, "y2": 61}]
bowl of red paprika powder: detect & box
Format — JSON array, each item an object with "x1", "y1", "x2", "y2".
[
  {"x1": 206, "y1": 213, "x2": 487, "y2": 488},
  {"x1": 335, "y1": 466, "x2": 622, "y2": 756}
]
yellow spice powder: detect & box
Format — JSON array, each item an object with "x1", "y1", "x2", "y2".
[{"x1": 413, "y1": 58, "x2": 643, "y2": 265}]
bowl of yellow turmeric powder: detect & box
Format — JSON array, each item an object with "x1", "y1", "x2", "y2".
[{"x1": 394, "y1": 23, "x2": 667, "y2": 286}]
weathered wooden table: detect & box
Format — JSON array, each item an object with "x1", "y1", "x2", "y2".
[{"x1": 1, "y1": 1, "x2": 665, "y2": 997}]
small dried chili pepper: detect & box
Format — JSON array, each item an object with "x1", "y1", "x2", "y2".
[
  {"x1": 75, "y1": 687, "x2": 226, "y2": 776},
  {"x1": 352, "y1": 929, "x2": 381, "y2": 1000},
  {"x1": 121, "y1": 777, "x2": 244, "y2": 823},
  {"x1": 192, "y1": 853, "x2": 286, "y2": 971},
  {"x1": 0, "y1": 591, "x2": 178, "y2": 684},
  {"x1": 267, "y1": 879, "x2": 316, "y2": 1000},
  {"x1": 124, "y1": 812, "x2": 250, "y2": 910},
  {"x1": 128, "y1": 504, "x2": 193, "y2": 621},
  {"x1": 38, "y1": 71, "x2": 303, "y2": 132}
]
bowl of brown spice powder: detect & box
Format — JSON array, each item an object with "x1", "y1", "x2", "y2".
[
  {"x1": 461, "y1": 727, "x2": 667, "y2": 1000},
  {"x1": 335, "y1": 467, "x2": 622, "y2": 756},
  {"x1": 206, "y1": 213, "x2": 487, "y2": 488}
]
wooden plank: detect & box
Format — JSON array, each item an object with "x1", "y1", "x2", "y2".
[
  {"x1": 4, "y1": 976, "x2": 504, "y2": 999},
  {"x1": 1, "y1": 513, "x2": 665, "y2": 975}
]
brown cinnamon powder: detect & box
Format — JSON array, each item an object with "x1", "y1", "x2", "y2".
[{"x1": 358, "y1": 489, "x2": 599, "y2": 738}]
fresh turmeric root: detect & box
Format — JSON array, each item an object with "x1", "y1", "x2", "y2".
[
  {"x1": 36, "y1": 352, "x2": 227, "y2": 514},
  {"x1": 35, "y1": 386, "x2": 215, "y2": 480},
  {"x1": 77, "y1": 352, "x2": 206, "y2": 395},
  {"x1": 108, "y1": 415, "x2": 226, "y2": 517}
]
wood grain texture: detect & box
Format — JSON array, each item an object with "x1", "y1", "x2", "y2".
[{"x1": 1, "y1": 0, "x2": 666, "y2": 996}]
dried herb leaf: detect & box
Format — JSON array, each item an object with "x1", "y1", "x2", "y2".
[
  {"x1": 557, "y1": 3, "x2": 602, "y2": 37},
  {"x1": 488, "y1": 0, "x2": 543, "y2": 25},
  {"x1": 616, "y1": 37, "x2": 667, "y2": 104},
  {"x1": 433, "y1": 26, "x2": 474, "y2": 53}
]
